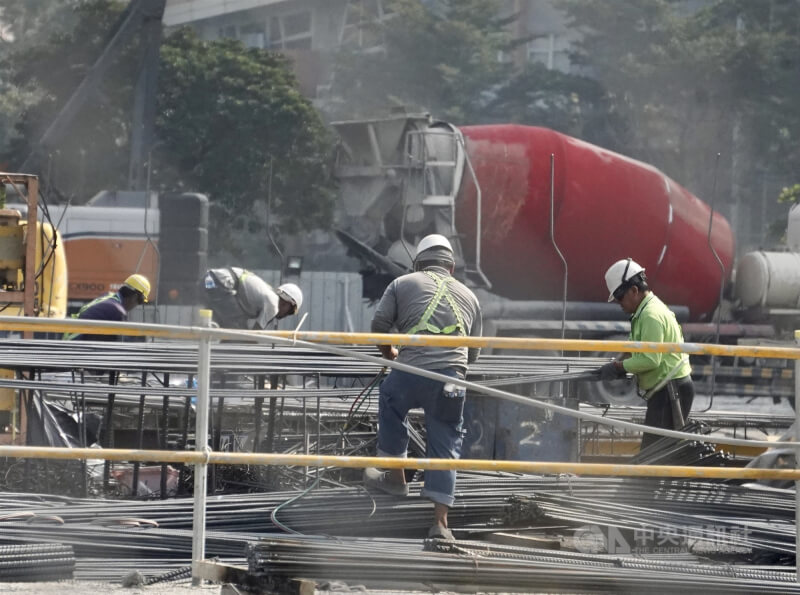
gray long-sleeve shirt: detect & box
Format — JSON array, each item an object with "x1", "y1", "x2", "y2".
[
  {"x1": 371, "y1": 266, "x2": 482, "y2": 372},
  {"x1": 205, "y1": 267, "x2": 279, "y2": 330}
]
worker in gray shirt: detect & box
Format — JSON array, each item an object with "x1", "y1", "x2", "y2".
[
  {"x1": 366, "y1": 234, "x2": 482, "y2": 541},
  {"x1": 202, "y1": 267, "x2": 303, "y2": 329}
]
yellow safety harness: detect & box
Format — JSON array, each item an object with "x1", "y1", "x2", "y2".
[
  {"x1": 407, "y1": 271, "x2": 466, "y2": 336},
  {"x1": 62, "y1": 292, "x2": 120, "y2": 341}
]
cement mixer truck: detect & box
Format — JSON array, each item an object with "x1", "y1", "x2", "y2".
[{"x1": 331, "y1": 112, "x2": 796, "y2": 404}]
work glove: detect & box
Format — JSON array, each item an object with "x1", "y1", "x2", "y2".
[{"x1": 597, "y1": 361, "x2": 626, "y2": 381}]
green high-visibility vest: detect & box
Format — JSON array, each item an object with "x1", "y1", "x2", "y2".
[
  {"x1": 62, "y1": 292, "x2": 119, "y2": 341},
  {"x1": 406, "y1": 270, "x2": 466, "y2": 336}
]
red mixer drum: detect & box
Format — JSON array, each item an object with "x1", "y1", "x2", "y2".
[{"x1": 455, "y1": 125, "x2": 734, "y2": 321}]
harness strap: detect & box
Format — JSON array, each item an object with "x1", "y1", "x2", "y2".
[
  {"x1": 63, "y1": 292, "x2": 119, "y2": 341},
  {"x1": 407, "y1": 271, "x2": 466, "y2": 336}
]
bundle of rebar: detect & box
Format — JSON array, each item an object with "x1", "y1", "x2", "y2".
[
  {"x1": 630, "y1": 421, "x2": 731, "y2": 466},
  {"x1": 0, "y1": 474, "x2": 794, "y2": 578},
  {"x1": 245, "y1": 535, "x2": 800, "y2": 594},
  {"x1": 0, "y1": 338, "x2": 603, "y2": 380},
  {"x1": 0, "y1": 543, "x2": 75, "y2": 582}
]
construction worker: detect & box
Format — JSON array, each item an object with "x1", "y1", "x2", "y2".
[
  {"x1": 64, "y1": 274, "x2": 150, "y2": 341},
  {"x1": 597, "y1": 258, "x2": 694, "y2": 450},
  {"x1": 366, "y1": 234, "x2": 482, "y2": 541},
  {"x1": 201, "y1": 267, "x2": 302, "y2": 330}
]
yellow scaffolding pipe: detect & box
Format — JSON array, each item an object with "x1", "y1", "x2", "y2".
[
  {"x1": 2, "y1": 445, "x2": 800, "y2": 481},
  {"x1": 269, "y1": 330, "x2": 800, "y2": 359},
  {"x1": 1, "y1": 315, "x2": 796, "y2": 449},
  {"x1": 2, "y1": 315, "x2": 800, "y2": 360}
]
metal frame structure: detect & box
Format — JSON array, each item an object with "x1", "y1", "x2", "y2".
[
  {"x1": 1, "y1": 316, "x2": 800, "y2": 584},
  {"x1": 0, "y1": 173, "x2": 40, "y2": 320}
]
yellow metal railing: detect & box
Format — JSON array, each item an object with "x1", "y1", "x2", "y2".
[
  {"x1": 3, "y1": 445, "x2": 800, "y2": 481},
  {"x1": 3, "y1": 315, "x2": 800, "y2": 359},
  {"x1": 1, "y1": 314, "x2": 799, "y2": 582}
]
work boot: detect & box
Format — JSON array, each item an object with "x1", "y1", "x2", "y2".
[
  {"x1": 363, "y1": 467, "x2": 409, "y2": 497},
  {"x1": 427, "y1": 524, "x2": 455, "y2": 540}
]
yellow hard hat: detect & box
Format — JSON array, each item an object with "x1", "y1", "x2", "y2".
[{"x1": 123, "y1": 274, "x2": 151, "y2": 302}]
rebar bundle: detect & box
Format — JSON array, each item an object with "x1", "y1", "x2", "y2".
[
  {"x1": 245, "y1": 535, "x2": 800, "y2": 594},
  {"x1": 0, "y1": 543, "x2": 75, "y2": 582},
  {"x1": 631, "y1": 421, "x2": 731, "y2": 466},
  {"x1": 0, "y1": 473, "x2": 795, "y2": 584}
]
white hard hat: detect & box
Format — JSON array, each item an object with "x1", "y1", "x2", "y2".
[
  {"x1": 604, "y1": 258, "x2": 645, "y2": 302},
  {"x1": 277, "y1": 282, "x2": 303, "y2": 312},
  {"x1": 415, "y1": 234, "x2": 453, "y2": 259}
]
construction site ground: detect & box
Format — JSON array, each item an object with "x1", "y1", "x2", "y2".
[
  {"x1": 0, "y1": 581, "x2": 465, "y2": 594},
  {"x1": 0, "y1": 580, "x2": 220, "y2": 594}
]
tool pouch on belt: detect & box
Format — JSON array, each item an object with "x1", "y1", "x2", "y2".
[{"x1": 434, "y1": 382, "x2": 466, "y2": 423}]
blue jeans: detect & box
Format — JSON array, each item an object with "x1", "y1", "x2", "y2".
[{"x1": 376, "y1": 368, "x2": 466, "y2": 507}]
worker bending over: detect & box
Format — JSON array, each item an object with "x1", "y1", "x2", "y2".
[
  {"x1": 64, "y1": 274, "x2": 150, "y2": 341},
  {"x1": 597, "y1": 258, "x2": 694, "y2": 450},
  {"x1": 367, "y1": 234, "x2": 482, "y2": 541},
  {"x1": 202, "y1": 267, "x2": 302, "y2": 329}
]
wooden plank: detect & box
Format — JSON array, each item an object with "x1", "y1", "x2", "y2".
[
  {"x1": 194, "y1": 559, "x2": 249, "y2": 583},
  {"x1": 292, "y1": 578, "x2": 317, "y2": 595}
]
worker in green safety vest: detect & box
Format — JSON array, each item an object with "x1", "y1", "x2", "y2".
[
  {"x1": 63, "y1": 274, "x2": 150, "y2": 341},
  {"x1": 596, "y1": 258, "x2": 694, "y2": 451},
  {"x1": 366, "y1": 234, "x2": 482, "y2": 541}
]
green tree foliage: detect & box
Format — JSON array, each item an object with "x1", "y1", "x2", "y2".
[
  {"x1": 559, "y1": 0, "x2": 800, "y2": 246},
  {"x1": 155, "y1": 28, "x2": 336, "y2": 254},
  {"x1": 331, "y1": 0, "x2": 517, "y2": 123},
  {"x1": 0, "y1": 0, "x2": 115, "y2": 168},
  {"x1": 0, "y1": 1, "x2": 67, "y2": 159},
  {"x1": 1, "y1": 1, "x2": 335, "y2": 262},
  {"x1": 329, "y1": 0, "x2": 627, "y2": 145},
  {"x1": 3, "y1": 0, "x2": 158, "y2": 193},
  {"x1": 0, "y1": 0, "x2": 80, "y2": 49},
  {"x1": 558, "y1": 0, "x2": 737, "y2": 189},
  {"x1": 485, "y1": 63, "x2": 630, "y2": 149}
]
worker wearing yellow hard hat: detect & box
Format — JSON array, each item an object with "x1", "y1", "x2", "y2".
[
  {"x1": 63, "y1": 274, "x2": 150, "y2": 341},
  {"x1": 122, "y1": 274, "x2": 151, "y2": 303}
]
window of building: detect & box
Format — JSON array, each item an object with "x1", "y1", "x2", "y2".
[
  {"x1": 527, "y1": 33, "x2": 570, "y2": 72},
  {"x1": 218, "y1": 24, "x2": 237, "y2": 39},
  {"x1": 240, "y1": 22, "x2": 266, "y2": 48},
  {"x1": 340, "y1": 0, "x2": 394, "y2": 50},
  {"x1": 270, "y1": 10, "x2": 313, "y2": 50}
]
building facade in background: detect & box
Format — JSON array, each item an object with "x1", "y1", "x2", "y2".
[{"x1": 164, "y1": 0, "x2": 577, "y2": 101}]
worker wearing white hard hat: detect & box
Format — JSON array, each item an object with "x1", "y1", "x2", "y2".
[
  {"x1": 276, "y1": 283, "x2": 303, "y2": 314},
  {"x1": 64, "y1": 273, "x2": 150, "y2": 341},
  {"x1": 202, "y1": 267, "x2": 303, "y2": 330},
  {"x1": 414, "y1": 233, "x2": 453, "y2": 257},
  {"x1": 597, "y1": 258, "x2": 694, "y2": 452},
  {"x1": 604, "y1": 257, "x2": 646, "y2": 303},
  {"x1": 366, "y1": 233, "x2": 482, "y2": 541}
]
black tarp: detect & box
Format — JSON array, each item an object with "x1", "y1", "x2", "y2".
[{"x1": 24, "y1": 391, "x2": 101, "y2": 447}]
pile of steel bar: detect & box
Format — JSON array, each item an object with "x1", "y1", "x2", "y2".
[
  {"x1": 0, "y1": 543, "x2": 75, "y2": 582},
  {"x1": 630, "y1": 421, "x2": 732, "y2": 466},
  {"x1": 0, "y1": 474, "x2": 795, "y2": 584},
  {"x1": 245, "y1": 535, "x2": 799, "y2": 594},
  {"x1": 0, "y1": 339, "x2": 604, "y2": 378},
  {"x1": 0, "y1": 337, "x2": 605, "y2": 496}
]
